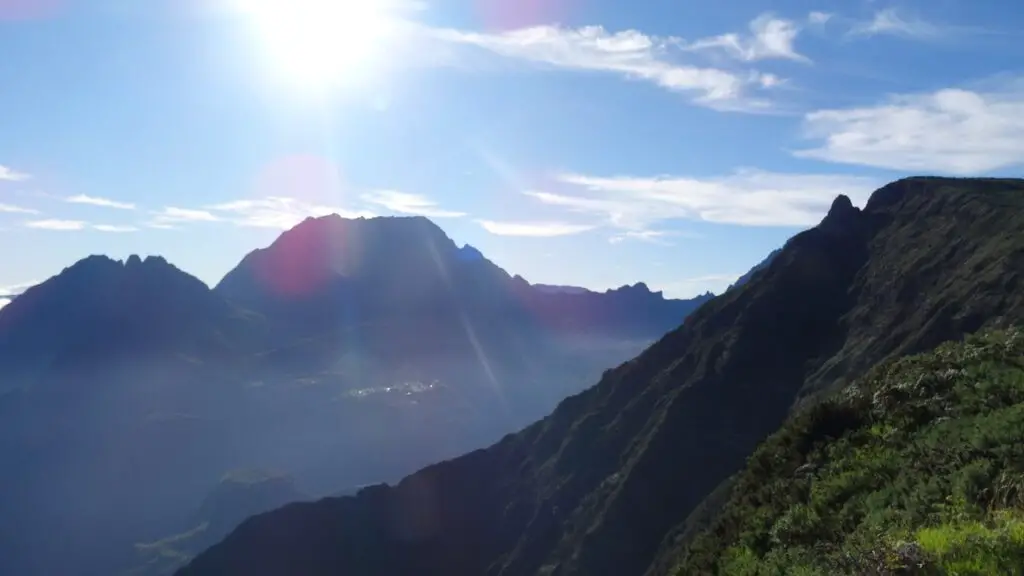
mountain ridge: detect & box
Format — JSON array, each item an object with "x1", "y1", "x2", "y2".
[
  {"x1": 0, "y1": 213, "x2": 712, "y2": 576},
  {"x1": 177, "y1": 176, "x2": 1024, "y2": 576}
]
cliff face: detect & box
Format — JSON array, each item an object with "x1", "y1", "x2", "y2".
[{"x1": 178, "y1": 177, "x2": 1024, "y2": 576}]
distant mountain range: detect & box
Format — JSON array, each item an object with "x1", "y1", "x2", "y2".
[
  {"x1": 0, "y1": 215, "x2": 714, "y2": 576},
  {"x1": 176, "y1": 177, "x2": 1024, "y2": 576}
]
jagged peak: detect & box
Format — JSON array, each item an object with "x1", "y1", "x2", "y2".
[{"x1": 458, "y1": 244, "x2": 485, "y2": 261}]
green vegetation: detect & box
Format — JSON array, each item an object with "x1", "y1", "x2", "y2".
[{"x1": 677, "y1": 328, "x2": 1024, "y2": 575}]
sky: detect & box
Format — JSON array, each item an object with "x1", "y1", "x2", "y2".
[{"x1": 0, "y1": 0, "x2": 1022, "y2": 307}]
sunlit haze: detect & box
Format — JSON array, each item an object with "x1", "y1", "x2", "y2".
[{"x1": 233, "y1": 0, "x2": 401, "y2": 91}]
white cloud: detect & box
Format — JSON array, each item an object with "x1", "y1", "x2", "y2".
[
  {"x1": 0, "y1": 299, "x2": 8, "y2": 311},
  {"x1": 433, "y1": 25, "x2": 768, "y2": 106},
  {"x1": 684, "y1": 13, "x2": 810, "y2": 63},
  {"x1": 608, "y1": 229, "x2": 698, "y2": 245},
  {"x1": 527, "y1": 169, "x2": 880, "y2": 229},
  {"x1": 147, "y1": 207, "x2": 220, "y2": 229},
  {"x1": 24, "y1": 219, "x2": 88, "y2": 231},
  {"x1": 0, "y1": 203, "x2": 39, "y2": 214},
  {"x1": 0, "y1": 166, "x2": 30, "y2": 182},
  {"x1": 808, "y1": 12, "x2": 832, "y2": 26},
  {"x1": 67, "y1": 194, "x2": 136, "y2": 210},
  {"x1": 477, "y1": 219, "x2": 596, "y2": 237},
  {"x1": 848, "y1": 8, "x2": 940, "y2": 39},
  {"x1": 0, "y1": 280, "x2": 37, "y2": 296},
  {"x1": 207, "y1": 197, "x2": 375, "y2": 229},
  {"x1": 361, "y1": 190, "x2": 466, "y2": 218},
  {"x1": 93, "y1": 224, "x2": 139, "y2": 233},
  {"x1": 797, "y1": 83, "x2": 1024, "y2": 174}
]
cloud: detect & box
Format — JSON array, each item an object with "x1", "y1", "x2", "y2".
[
  {"x1": 847, "y1": 9, "x2": 941, "y2": 40},
  {"x1": 66, "y1": 194, "x2": 136, "y2": 210},
  {"x1": 433, "y1": 24, "x2": 773, "y2": 107},
  {"x1": 0, "y1": 165, "x2": 30, "y2": 182},
  {"x1": 608, "y1": 229, "x2": 698, "y2": 245},
  {"x1": 477, "y1": 219, "x2": 596, "y2": 237},
  {"x1": 684, "y1": 13, "x2": 810, "y2": 63},
  {"x1": 147, "y1": 207, "x2": 220, "y2": 228},
  {"x1": 361, "y1": 190, "x2": 466, "y2": 218},
  {"x1": 207, "y1": 197, "x2": 375, "y2": 229},
  {"x1": 796, "y1": 83, "x2": 1024, "y2": 174},
  {"x1": 0, "y1": 203, "x2": 39, "y2": 214},
  {"x1": 808, "y1": 12, "x2": 832, "y2": 26},
  {"x1": 0, "y1": 299, "x2": 8, "y2": 311},
  {"x1": 0, "y1": 280, "x2": 37, "y2": 296},
  {"x1": 24, "y1": 219, "x2": 88, "y2": 231},
  {"x1": 527, "y1": 169, "x2": 881, "y2": 228},
  {"x1": 93, "y1": 224, "x2": 139, "y2": 233}
]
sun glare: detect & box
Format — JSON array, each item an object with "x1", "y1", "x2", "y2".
[{"x1": 239, "y1": 0, "x2": 394, "y2": 90}]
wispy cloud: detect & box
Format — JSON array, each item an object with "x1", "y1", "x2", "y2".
[
  {"x1": 477, "y1": 219, "x2": 596, "y2": 237},
  {"x1": 147, "y1": 207, "x2": 220, "y2": 229},
  {"x1": 847, "y1": 8, "x2": 942, "y2": 40},
  {"x1": 0, "y1": 280, "x2": 38, "y2": 296},
  {"x1": 608, "y1": 229, "x2": 698, "y2": 245},
  {"x1": 808, "y1": 12, "x2": 833, "y2": 26},
  {"x1": 24, "y1": 219, "x2": 87, "y2": 231},
  {"x1": 0, "y1": 165, "x2": 30, "y2": 182},
  {"x1": 93, "y1": 224, "x2": 139, "y2": 233},
  {"x1": 0, "y1": 203, "x2": 39, "y2": 214},
  {"x1": 207, "y1": 197, "x2": 375, "y2": 229},
  {"x1": 66, "y1": 194, "x2": 136, "y2": 210},
  {"x1": 683, "y1": 13, "x2": 810, "y2": 63},
  {"x1": 361, "y1": 190, "x2": 466, "y2": 218},
  {"x1": 796, "y1": 81, "x2": 1024, "y2": 174},
  {"x1": 527, "y1": 169, "x2": 880, "y2": 229},
  {"x1": 433, "y1": 25, "x2": 775, "y2": 109}
]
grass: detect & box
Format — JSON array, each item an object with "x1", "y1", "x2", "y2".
[{"x1": 676, "y1": 328, "x2": 1024, "y2": 575}]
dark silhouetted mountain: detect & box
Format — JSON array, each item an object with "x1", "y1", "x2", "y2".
[
  {"x1": 0, "y1": 254, "x2": 261, "y2": 393},
  {"x1": 177, "y1": 177, "x2": 1024, "y2": 576},
  {"x1": 0, "y1": 217, "x2": 707, "y2": 576},
  {"x1": 216, "y1": 215, "x2": 703, "y2": 350}
]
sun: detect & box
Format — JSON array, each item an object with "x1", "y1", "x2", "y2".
[{"x1": 238, "y1": 0, "x2": 394, "y2": 90}]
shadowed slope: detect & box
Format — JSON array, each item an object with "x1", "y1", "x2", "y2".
[{"x1": 178, "y1": 177, "x2": 1024, "y2": 576}]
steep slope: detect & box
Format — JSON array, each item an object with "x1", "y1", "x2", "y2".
[
  {"x1": 674, "y1": 328, "x2": 1024, "y2": 575},
  {"x1": 178, "y1": 177, "x2": 1024, "y2": 576}
]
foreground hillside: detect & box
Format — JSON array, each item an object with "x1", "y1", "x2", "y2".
[
  {"x1": 178, "y1": 177, "x2": 1024, "y2": 576},
  {"x1": 677, "y1": 328, "x2": 1024, "y2": 574}
]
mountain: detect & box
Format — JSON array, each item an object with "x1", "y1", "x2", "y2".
[
  {"x1": 0, "y1": 216, "x2": 707, "y2": 576},
  {"x1": 177, "y1": 177, "x2": 1024, "y2": 576},
  {"x1": 0, "y1": 254, "x2": 261, "y2": 393}
]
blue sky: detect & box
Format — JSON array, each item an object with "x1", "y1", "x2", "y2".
[{"x1": 1, "y1": 0, "x2": 1022, "y2": 306}]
